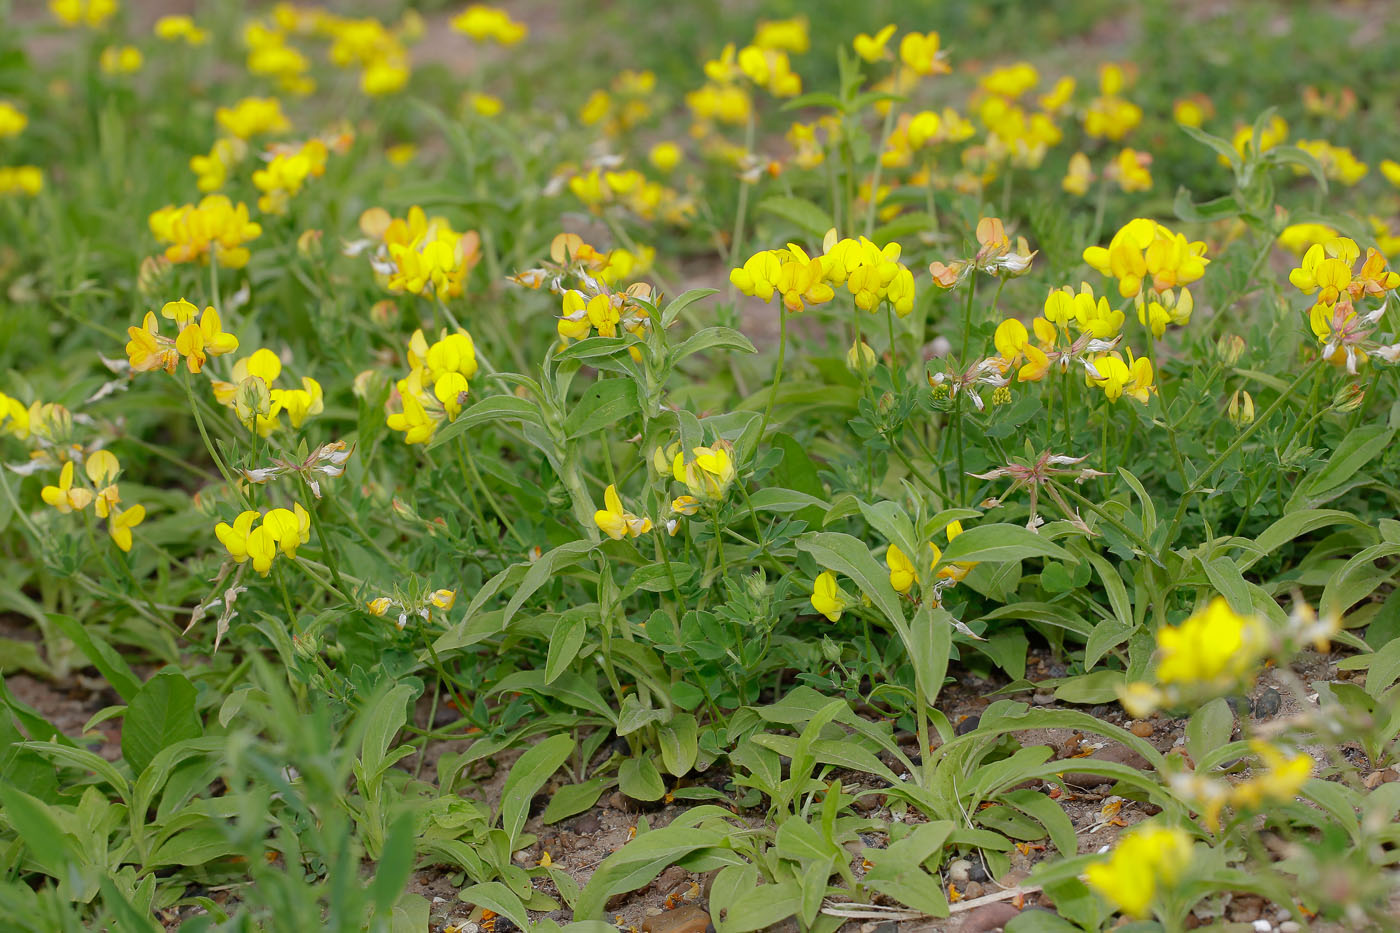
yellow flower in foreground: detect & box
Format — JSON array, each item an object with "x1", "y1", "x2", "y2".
[
  {"x1": 672, "y1": 444, "x2": 736, "y2": 502},
  {"x1": 1084, "y1": 824, "x2": 1191, "y2": 918},
  {"x1": 41, "y1": 461, "x2": 94, "y2": 513},
  {"x1": 430, "y1": 589, "x2": 457, "y2": 610},
  {"x1": 1155, "y1": 597, "x2": 1267, "y2": 691},
  {"x1": 594, "y1": 484, "x2": 652, "y2": 540},
  {"x1": 1231, "y1": 741, "x2": 1312, "y2": 811},
  {"x1": 886, "y1": 544, "x2": 916, "y2": 594},
  {"x1": 810, "y1": 570, "x2": 846, "y2": 622},
  {"x1": 367, "y1": 597, "x2": 393, "y2": 617}
]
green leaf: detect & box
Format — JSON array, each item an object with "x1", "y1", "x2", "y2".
[
  {"x1": 459, "y1": 883, "x2": 534, "y2": 933},
  {"x1": 672, "y1": 327, "x2": 756, "y2": 363},
  {"x1": 938, "y1": 523, "x2": 1072, "y2": 566},
  {"x1": 908, "y1": 602, "x2": 952, "y2": 707},
  {"x1": 746, "y1": 487, "x2": 829, "y2": 514},
  {"x1": 427, "y1": 395, "x2": 544, "y2": 450},
  {"x1": 371, "y1": 812, "x2": 419, "y2": 917},
  {"x1": 1052, "y1": 671, "x2": 1125, "y2": 705},
  {"x1": 756, "y1": 196, "x2": 834, "y2": 239},
  {"x1": 618, "y1": 756, "x2": 666, "y2": 801},
  {"x1": 564, "y1": 379, "x2": 641, "y2": 440},
  {"x1": 574, "y1": 808, "x2": 735, "y2": 918},
  {"x1": 660, "y1": 288, "x2": 718, "y2": 328},
  {"x1": 122, "y1": 668, "x2": 203, "y2": 775},
  {"x1": 1287, "y1": 425, "x2": 1393, "y2": 512},
  {"x1": 48, "y1": 614, "x2": 141, "y2": 702},
  {"x1": 545, "y1": 609, "x2": 589, "y2": 684},
  {"x1": 1186, "y1": 698, "x2": 1235, "y2": 765},
  {"x1": 500, "y1": 733, "x2": 575, "y2": 846},
  {"x1": 504, "y1": 540, "x2": 596, "y2": 627},
  {"x1": 1178, "y1": 123, "x2": 1240, "y2": 170},
  {"x1": 0, "y1": 783, "x2": 81, "y2": 879},
  {"x1": 658, "y1": 713, "x2": 698, "y2": 776},
  {"x1": 543, "y1": 776, "x2": 610, "y2": 824}
]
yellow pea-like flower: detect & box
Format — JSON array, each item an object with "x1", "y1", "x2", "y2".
[
  {"x1": 108, "y1": 504, "x2": 145, "y2": 552},
  {"x1": 41, "y1": 461, "x2": 94, "y2": 514}
]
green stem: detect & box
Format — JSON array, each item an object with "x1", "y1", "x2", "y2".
[
  {"x1": 865, "y1": 101, "x2": 899, "y2": 236},
  {"x1": 758, "y1": 308, "x2": 788, "y2": 439}
]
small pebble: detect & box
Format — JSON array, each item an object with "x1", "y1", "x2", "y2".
[
  {"x1": 1280, "y1": 922, "x2": 1301, "y2": 933},
  {"x1": 948, "y1": 858, "x2": 971, "y2": 883},
  {"x1": 1032, "y1": 692, "x2": 1055, "y2": 706},
  {"x1": 1254, "y1": 686, "x2": 1282, "y2": 719},
  {"x1": 955, "y1": 714, "x2": 981, "y2": 735},
  {"x1": 573, "y1": 813, "x2": 600, "y2": 834},
  {"x1": 968, "y1": 861, "x2": 989, "y2": 882},
  {"x1": 1252, "y1": 921, "x2": 1271, "y2": 933},
  {"x1": 962, "y1": 881, "x2": 984, "y2": 899},
  {"x1": 641, "y1": 906, "x2": 709, "y2": 933},
  {"x1": 1130, "y1": 721, "x2": 1154, "y2": 737}
]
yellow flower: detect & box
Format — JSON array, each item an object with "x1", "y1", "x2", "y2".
[
  {"x1": 451, "y1": 5, "x2": 527, "y2": 44},
  {"x1": 753, "y1": 16, "x2": 809, "y2": 54},
  {"x1": 1231, "y1": 741, "x2": 1312, "y2": 811},
  {"x1": 1085, "y1": 825, "x2": 1191, "y2": 919},
  {"x1": 932, "y1": 520, "x2": 976, "y2": 583},
  {"x1": 467, "y1": 92, "x2": 503, "y2": 117},
  {"x1": 1287, "y1": 237, "x2": 1360, "y2": 303},
  {"x1": 0, "y1": 102, "x2": 28, "y2": 139},
  {"x1": 216, "y1": 97, "x2": 291, "y2": 140},
  {"x1": 852, "y1": 25, "x2": 896, "y2": 63},
  {"x1": 1062, "y1": 151, "x2": 1093, "y2": 196},
  {"x1": 1276, "y1": 222, "x2": 1338, "y2": 256},
  {"x1": 125, "y1": 312, "x2": 179, "y2": 374},
  {"x1": 99, "y1": 45, "x2": 143, "y2": 75},
  {"x1": 1084, "y1": 218, "x2": 1208, "y2": 299},
  {"x1": 649, "y1": 142, "x2": 682, "y2": 174},
  {"x1": 1172, "y1": 94, "x2": 1213, "y2": 128},
  {"x1": 1228, "y1": 114, "x2": 1288, "y2": 161},
  {"x1": 50, "y1": 0, "x2": 117, "y2": 28},
  {"x1": 0, "y1": 166, "x2": 43, "y2": 197},
  {"x1": 1382, "y1": 159, "x2": 1400, "y2": 189},
  {"x1": 107, "y1": 504, "x2": 145, "y2": 552},
  {"x1": 367, "y1": 596, "x2": 393, "y2": 616},
  {"x1": 1227, "y1": 389, "x2": 1255, "y2": 426},
  {"x1": 190, "y1": 138, "x2": 246, "y2": 193},
  {"x1": 430, "y1": 589, "x2": 457, "y2": 610},
  {"x1": 173, "y1": 306, "x2": 240, "y2": 374},
  {"x1": 594, "y1": 484, "x2": 652, "y2": 540},
  {"x1": 994, "y1": 318, "x2": 1029, "y2": 368},
  {"x1": 672, "y1": 444, "x2": 736, "y2": 502},
  {"x1": 1109, "y1": 148, "x2": 1152, "y2": 192},
  {"x1": 41, "y1": 461, "x2": 94, "y2": 513},
  {"x1": 1155, "y1": 597, "x2": 1267, "y2": 693},
  {"x1": 86, "y1": 450, "x2": 121, "y2": 516},
  {"x1": 274, "y1": 377, "x2": 324, "y2": 428},
  {"x1": 155, "y1": 14, "x2": 208, "y2": 44},
  {"x1": 263, "y1": 504, "x2": 310, "y2": 559},
  {"x1": 898, "y1": 32, "x2": 948, "y2": 76},
  {"x1": 810, "y1": 571, "x2": 846, "y2": 622},
  {"x1": 253, "y1": 139, "x2": 329, "y2": 215},
  {"x1": 149, "y1": 195, "x2": 263, "y2": 268},
  {"x1": 886, "y1": 544, "x2": 916, "y2": 594}
]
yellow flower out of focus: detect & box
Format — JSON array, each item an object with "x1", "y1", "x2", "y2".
[
  {"x1": 1155, "y1": 597, "x2": 1268, "y2": 693},
  {"x1": 452, "y1": 5, "x2": 528, "y2": 45},
  {"x1": 0, "y1": 166, "x2": 43, "y2": 197},
  {"x1": 155, "y1": 15, "x2": 209, "y2": 44},
  {"x1": 253, "y1": 139, "x2": 329, "y2": 215},
  {"x1": 216, "y1": 97, "x2": 292, "y2": 140},
  {"x1": 0, "y1": 102, "x2": 26, "y2": 139},
  {"x1": 149, "y1": 195, "x2": 263, "y2": 268},
  {"x1": 99, "y1": 46, "x2": 143, "y2": 75},
  {"x1": 753, "y1": 16, "x2": 809, "y2": 54},
  {"x1": 50, "y1": 0, "x2": 117, "y2": 28},
  {"x1": 853, "y1": 25, "x2": 896, "y2": 63},
  {"x1": 1084, "y1": 824, "x2": 1191, "y2": 919}
]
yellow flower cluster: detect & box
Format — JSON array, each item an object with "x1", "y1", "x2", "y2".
[
  {"x1": 1288, "y1": 236, "x2": 1400, "y2": 372},
  {"x1": 149, "y1": 195, "x2": 264, "y2": 268},
  {"x1": 126, "y1": 298, "x2": 239, "y2": 376},
  {"x1": 357, "y1": 205, "x2": 482, "y2": 299},
  {"x1": 49, "y1": 0, "x2": 117, "y2": 28},
  {"x1": 216, "y1": 97, "x2": 292, "y2": 141},
  {"x1": 669, "y1": 443, "x2": 736, "y2": 504},
  {"x1": 1083, "y1": 218, "x2": 1209, "y2": 338},
  {"x1": 580, "y1": 70, "x2": 657, "y2": 136},
  {"x1": 1294, "y1": 139, "x2": 1368, "y2": 186},
  {"x1": 211, "y1": 348, "x2": 324, "y2": 437},
  {"x1": 155, "y1": 15, "x2": 209, "y2": 45},
  {"x1": 99, "y1": 46, "x2": 143, "y2": 76},
  {"x1": 885, "y1": 520, "x2": 976, "y2": 602},
  {"x1": 0, "y1": 102, "x2": 27, "y2": 139},
  {"x1": 451, "y1": 5, "x2": 528, "y2": 45},
  {"x1": 38, "y1": 451, "x2": 146, "y2": 552},
  {"x1": 244, "y1": 19, "x2": 316, "y2": 96},
  {"x1": 567, "y1": 166, "x2": 691, "y2": 224},
  {"x1": 321, "y1": 14, "x2": 412, "y2": 96},
  {"x1": 385, "y1": 329, "x2": 479, "y2": 445},
  {"x1": 879, "y1": 108, "x2": 975, "y2": 170},
  {"x1": 0, "y1": 166, "x2": 42, "y2": 197},
  {"x1": 215, "y1": 504, "x2": 310, "y2": 576},
  {"x1": 1084, "y1": 824, "x2": 1191, "y2": 918},
  {"x1": 732, "y1": 230, "x2": 916, "y2": 316},
  {"x1": 253, "y1": 138, "x2": 329, "y2": 215},
  {"x1": 1083, "y1": 63, "x2": 1142, "y2": 141}
]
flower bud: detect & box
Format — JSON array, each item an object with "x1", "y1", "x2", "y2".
[
  {"x1": 234, "y1": 375, "x2": 272, "y2": 424},
  {"x1": 137, "y1": 255, "x2": 172, "y2": 298},
  {"x1": 846, "y1": 339, "x2": 876, "y2": 375},
  {"x1": 370, "y1": 300, "x2": 398, "y2": 327},
  {"x1": 1332, "y1": 383, "x2": 1365, "y2": 413},
  {"x1": 1227, "y1": 389, "x2": 1255, "y2": 426},
  {"x1": 1216, "y1": 334, "x2": 1245, "y2": 366},
  {"x1": 297, "y1": 228, "x2": 323, "y2": 259}
]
